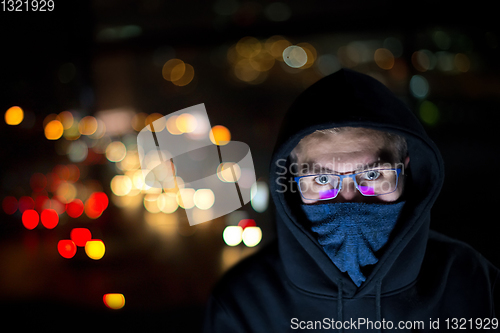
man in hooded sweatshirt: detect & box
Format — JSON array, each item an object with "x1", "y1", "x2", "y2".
[{"x1": 203, "y1": 69, "x2": 499, "y2": 332}]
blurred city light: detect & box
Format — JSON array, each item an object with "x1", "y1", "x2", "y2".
[
  {"x1": 409, "y1": 75, "x2": 429, "y2": 99},
  {"x1": 85, "y1": 240, "x2": 105, "y2": 260},
  {"x1": 5, "y1": 106, "x2": 24, "y2": 125},
  {"x1": 216, "y1": 162, "x2": 241, "y2": 182},
  {"x1": 22, "y1": 209, "x2": 39, "y2": 230},
  {"x1": 374, "y1": 48, "x2": 395, "y2": 70},
  {"x1": 242, "y1": 226, "x2": 262, "y2": 247},
  {"x1": 70, "y1": 228, "x2": 92, "y2": 247},
  {"x1": 222, "y1": 226, "x2": 243, "y2": 246},
  {"x1": 419, "y1": 100, "x2": 440, "y2": 126},
  {"x1": 237, "y1": 218, "x2": 256, "y2": 229},
  {"x1": 283, "y1": 45, "x2": 308, "y2": 68},
  {"x1": 2, "y1": 196, "x2": 17, "y2": 215},
  {"x1": 57, "y1": 240, "x2": 77, "y2": 259},
  {"x1": 66, "y1": 199, "x2": 84, "y2": 218},
  {"x1": 45, "y1": 120, "x2": 64, "y2": 140},
  {"x1": 41, "y1": 209, "x2": 59, "y2": 229},
  {"x1": 251, "y1": 181, "x2": 269, "y2": 213},
  {"x1": 103, "y1": 293, "x2": 125, "y2": 310},
  {"x1": 209, "y1": 125, "x2": 231, "y2": 145},
  {"x1": 193, "y1": 189, "x2": 215, "y2": 210},
  {"x1": 105, "y1": 141, "x2": 127, "y2": 162}
]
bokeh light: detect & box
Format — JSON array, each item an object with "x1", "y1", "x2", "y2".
[
  {"x1": 177, "y1": 188, "x2": 195, "y2": 209},
  {"x1": 216, "y1": 162, "x2": 241, "y2": 182},
  {"x1": 283, "y1": 45, "x2": 308, "y2": 68},
  {"x1": 223, "y1": 226, "x2": 243, "y2": 246},
  {"x1": 57, "y1": 240, "x2": 77, "y2": 259},
  {"x1": 85, "y1": 192, "x2": 109, "y2": 219},
  {"x1": 45, "y1": 120, "x2": 64, "y2": 140},
  {"x1": 176, "y1": 113, "x2": 197, "y2": 133},
  {"x1": 238, "y1": 218, "x2": 256, "y2": 229},
  {"x1": 157, "y1": 192, "x2": 178, "y2": 213},
  {"x1": 251, "y1": 181, "x2": 269, "y2": 213},
  {"x1": 19, "y1": 196, "x2": 35, "y2": 213},
  {"x1": 5, "y1": 106, "x2": 24, "y2": 125},
  {"x1": 78, "y1": 116, "x2": 98, "y2": 135},
  {"x1": 70, "y1": 228, "x2": 92, "y2": 247},
  {"x1": 85, "y1": 240, "x2": 105, "y2": 260},
  {"x1": 103, "y1": 293, "x2": 125, "y2": 310},
  {"x1": 193, "y1": 189, "x2": 215, "y2": 210},
  {"x1": 111, "y1": 175, "x2": 133, "y2": 196},
  {"x1": 22, "y1": 209, "x2": 39, "y2": 230},
  {"x1": 242, "y1": 226, "x2": 262, "y2": 247},
  {"x1": 66, "y1": 199, "x2": 84, "y2": 218},
  {"x1": 105, "y1": 141, "x2": 127, "y2": 162},
  {"x1": 166, "y1": 115, "x2": 183, "y2": 135},
  {"x1": 58, "y1": 111, "x2": 74, "y2": 129},
  {"x1": 409, "y1": 75, "x2": 429, "y2": 99},
  {"x1": 41, "y1": 209, "x2": 59, "y2": 229},
  {"x1": 374, "y1": 48, "x2": 395, "y2": 70},
  {"x1": 419, "y1": 100, "x2": 440, "y2": 126},
  {"x1": 209, "y1": 125, "x2": 231, "y2": 145},
  {"x1": 2, "y1": 196, "x2": 18, "y2": 215}
]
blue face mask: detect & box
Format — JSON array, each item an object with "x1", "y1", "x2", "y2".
[{"x1": 301, "y1": 201, "x2": 405, "y2": 287}]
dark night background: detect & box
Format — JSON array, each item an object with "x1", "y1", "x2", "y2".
[{"x1": 1, "y1": 1, "x2": 499, "y2": 331}]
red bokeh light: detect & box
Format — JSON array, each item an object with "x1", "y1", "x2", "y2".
[
  {"x1": 18, "y1": 196, "x2": 35, "y2": 213},
  {"x1": 238, "y1": 219, "x2": 257, "y2": 229},
  {"x1": 58, "y1": 240, "x2": 77, "y2": 259},
  {"x1": 70, "y1": 228, "x2": 92, "y2": 247},
  {"x1": 41, "y1": 209, "x2": 59, "y2": 229},
  {"x1": 22, "y1": 209, "x2": 39, "y2": 230},
  {"x1": 66, "y1": 199, "x2": 84, "y2": 218},
  {"x1": 2, "y1": 196, "x2": 18, "y2": 215},
  {"x1": 84, "y1": 192, "x2": 108, "y2": 219}
]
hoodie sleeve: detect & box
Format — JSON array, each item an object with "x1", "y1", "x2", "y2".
[{"x1": 202, "y1": 294, "x2": 246, "y2": 333}]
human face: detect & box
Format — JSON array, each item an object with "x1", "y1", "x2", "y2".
[{"x1": 293, "y1": 129, "x2": 409, "y2": 204}]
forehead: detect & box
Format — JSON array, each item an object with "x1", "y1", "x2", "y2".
[{"x1": 297, "y1": 129, "x2": 386, "y2": 158}]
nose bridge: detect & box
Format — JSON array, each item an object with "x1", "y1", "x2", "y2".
[{"x1": 338, "y1": 174, "x2": 357, "y2": 198}]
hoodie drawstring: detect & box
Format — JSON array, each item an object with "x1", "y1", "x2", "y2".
[
  {"x1": 337, "y1": 278, "x2": 343, "y2": 333},
  {"x1": 376, "y1": 279, "x2": 382, "y2": 333}
]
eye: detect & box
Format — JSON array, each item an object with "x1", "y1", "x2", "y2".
[
  {"x1": 363, "y1": 170, "x2": 381, "y2": 180},
  {"x1": 314, "y1": 175, "x2": 330, "y2": 185}
]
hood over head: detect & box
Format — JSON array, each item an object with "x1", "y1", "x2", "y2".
[{"x1": 269, "y1": 68, "x2": 444, "y2": 299}]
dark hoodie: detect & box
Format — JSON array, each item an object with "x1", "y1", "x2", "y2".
[{"x1": 203, "y1": 69, "x2": 499, "y2": 332}]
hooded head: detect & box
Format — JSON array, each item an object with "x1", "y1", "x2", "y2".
[{"x1": 269, "y1": 68, "x2": 444, "y2": 298}]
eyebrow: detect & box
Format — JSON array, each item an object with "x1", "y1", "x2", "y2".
[{"x1": 299, "y1": 159, "x2": 390, "y2": 175}]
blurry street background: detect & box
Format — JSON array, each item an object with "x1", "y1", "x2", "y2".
[{"x1": 1, "y1": 0, "x2": 499, "y2": 331}]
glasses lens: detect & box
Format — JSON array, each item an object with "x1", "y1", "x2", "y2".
[
  {"x1": 299, "y1": 175, "x2": 340, "y2": 200},
  {"x1": 356, "y1": 169, "x2": 398, "y2": 196}
]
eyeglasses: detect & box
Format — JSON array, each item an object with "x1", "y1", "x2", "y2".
[{"x1": 294, "y1": 168, "x2": 402, "y2": 201}]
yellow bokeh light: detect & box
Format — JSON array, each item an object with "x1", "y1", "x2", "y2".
[
  {"x1": 45, "y1": 120, "x2": 64, "y2": 140},
  {"x1": 170, "y1": 62, "x2": 186, "y2": 82},
  {"x1": 58, "y1": 111, "x2": 74, "y2": 129},
  {"x1": 145, "y1": 113, "x2": 166, "y2": 132},
  {"x1": 235, "y1": 36, "x2": 262, "y2": 58},
  {"x1": 216, "y1": 162, "x2": 241, "y2": 182},
  {"x1": 297, "y1": 42, "x2": 317, "y2": 69},
  {"x1": 162, "y1": 59, "x2": 185, "y2": 81},
  {"x1": 176, "y1": 113, "x2": 197, "y2": 133},
  {"x1": 177, "y1": 188, "x2": 195, "y2": 209},
  {"x1": 172, "y1": 64, "x2": 195, "y2": 86},
  {"x1": 105, "y1": 141, "x2": 127, "y2": 162},
  {"x1": 103, "y1": 293, "x2": 125, "y2": 310},
  {"x1": 242, "y1": 226, "x2": 262, "y2": 247},
  {"x1": 374, "y1": 48, "x2": 395, "y2": 70},
  {"x1": 144, "y1": 194, "x2": 161, "y2": 213},
  {"x1": 193, "y1": 189, "x2": 215, "y2": 210},
  {"x1": 157, "y1": 192, "x2": 178, "y2": 213},
  {"x1": 110, "y1": 175, "x2": 132, "y2": 196},
  {"x1": 223, "y1": 226, "x2": 243, "y2": 246},
  {"x1": 166, "y1": 115, "x2": 182, "y2": 135},
  {"x1": 78, "y1": 116, "x2": 98, "y2": 135},
  {"x1": 5, "y1": 106, "x2": 24, "y2": 125},
  {"x1": 209, "y1": 125, "x2": 231, "y2": 145},
  {"x1": 265, "y1": 36, "x2": 292, "y2": 61},
  {"x1": 85, "y1": 240, "x2": 105, "y2": 260},
  {"x1": 56, "y1": 182, "x2": 77, "y2": 203},
  {"x1": 131, "y1": 112, "x2": 147, "y2": 131}
]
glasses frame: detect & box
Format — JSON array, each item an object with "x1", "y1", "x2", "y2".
[{"x1": 294, "y1": 168, "x2": 402, "y2": 201}]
